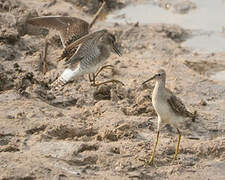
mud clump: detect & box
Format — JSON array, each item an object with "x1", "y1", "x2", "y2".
[
  {"x1": 93, "y1": 85, "x2": 111, "y2": 100},
  {"x1": 7, "y1": 63, "x2": 50, "y2": 98},
  {"x1": 68, "y1": 155, "x2": 98, "y2": 166},
  {"x1": 34, "y1": 87, "x2": 55, "y2": 101},
  {"x1": 46, "y1": 125, "x2": 98, "y2": 140},
  {"x1": 15, "y1": 72, "x2": 36, "y2": 97},
  {"x1": 0, "y1": 133, "x2": 14, "y2": 146},
  {"x1": 154, "y1": 24, "x2": 190, "y2": 42},
  {"x1": 25, "y1": 125, "x2": 47, "y2": 135},
  {"x1": 49, "y1": 96, "x2": 78, "y2": 108},
  {"x1": 0, "y1": 28, "x2": 19, "y2": 44},
  {"x1": 0, "y1": 72, "x2": 14, "y2": 91},
  {"x1": 121, "y1": 88, "x2": 156, "y2": 116},
  {"x1": 0, "y1": 63, "x2": 52, "y2": 100},
  {"x1": 100, "y1": 129, "x2": 118, "y2": 141},
  {"x1": 0, "y1": 133, "x2": 20, "y2": 153},
  {"x1": 184, "y1": 60, "x2": 225, "y2": 75},
  {"x1": 110, "y1": 85, "x2": 130, "y2": 101},
  {"x1": 0, "y1": 144, "x2": 19, "y2": 152},
  {"x1": 155, "y1": 0, "x2": 196, "y2": 14},
  {"x1": 0, "y1": 44, "x2": 20, "y2": 61},
  {"x1": 0, "y1": 0, "x2": 20, "y2": 12},
  {"x1": 74, "y1": 143, "x2": 99, "y2": 155},
  {"x1": 99, "y1": 123, "x2": 137, "y2": 141},
  {"x1": 172, "y1": 1, "x2": 196, "y2": 14},
  {"x1": 0, "y1": 65, "x2": 14, "y2": 91},
  {"x1": 1, "y1": 176, "x2": 36, "y2": 180}
]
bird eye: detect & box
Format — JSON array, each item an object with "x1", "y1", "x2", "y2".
[{"x1": 158, "y1": 73, "x2": 161, "y2": 76}]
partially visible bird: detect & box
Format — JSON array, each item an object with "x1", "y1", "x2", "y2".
[
  {"x1": 52, "y1": 29, "x2": 123, "y2": 88},
  {"x1": 26, "y1": 0, "x2": 106, "y2": 72},
  {"x1": 142, "y1": 69, "x2": 196, "y2": 165}
]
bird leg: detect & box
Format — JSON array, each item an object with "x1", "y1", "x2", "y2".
[
  {"x1": 40, "y1": 40, "x2": 48, "y2": 74},
  {"x1": 91, "y1": 79, "x2": 124, "y2": 87},
  {"x1": 89, "y1": 65, "x2": 124, "y2": 86},
  {"x1": 146, "y1": 131, "x2": 159, "y2": 166},
  {"x1": 95, "y1": 65, "x2": 114, "y2": 78},
  {"x1": 171, "y1": 128, "x2": 181, "y2": 165},
  {"x1": 89, "y1": 73, "x2": 95, "y2": 82}
]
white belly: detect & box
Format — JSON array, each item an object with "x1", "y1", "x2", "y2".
[
  {"x1": 84, "y1": 64, "x2": 99, "y2": 74},
  {"x1": 80, "y1": 61, "x2": 104, "y2": 75},
  {"x1": 153, "y1": 97, "x2": 184, "y2": 127}
]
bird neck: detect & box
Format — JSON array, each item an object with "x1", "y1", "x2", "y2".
[{"x1": 155, "y1": 79, "x2": 166, "y2": 91}]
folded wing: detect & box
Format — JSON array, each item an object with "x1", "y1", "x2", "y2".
[
  {"x1": 64, "y1": 29, "x2": 107, "y2": 66},
  {"x1": 167, "y1": 90, "x2": 195, "y2": 120}
]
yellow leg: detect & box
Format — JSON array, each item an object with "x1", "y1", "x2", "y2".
[
  {"x1": 89, "y1": 73, "x2": 95, "y2": 82},
  {"x1": 146, "y1": 131, "x2": 159, "y2": 166},
  {"x1": 41, "y1": 40, "x2": 48, "y2": 74},
  {"x1": 171, "y1": 128, "x2": 181, "y2": 165},
  {"x1": 89, "y1": 65, "x2": 124, "y2": 86},
  {"x1": 95, "y1": 65, "x2": 114, "y2": 78}
]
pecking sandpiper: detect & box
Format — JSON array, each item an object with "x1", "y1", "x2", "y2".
[
  {"x1": 52, "y1": 29, "x2": 123, "y2": 88},
  {"x1": 27, "y1": 0, "x2": 106, "y2": 72}
]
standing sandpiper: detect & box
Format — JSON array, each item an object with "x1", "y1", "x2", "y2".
[
  {"x1": 26, "y1": 0, "x2": 106, "y2": 71},
  {"x1": 52, "y1": 29, "x2": 123, "y2": 87},
  {"x1": 142, "y1": 69, "x2": 196, "y2": 165}
]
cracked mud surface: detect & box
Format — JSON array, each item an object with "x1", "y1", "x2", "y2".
[{"x1": 0, "y1": 0, "x2": 225, "y2": 180}]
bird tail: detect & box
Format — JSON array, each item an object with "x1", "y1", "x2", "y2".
[
  {"x1": 57, "y1": 49, "x2": 68, "y2": 62},
  {"x1": 59, "y1": 68, "x2": 81, "y2": 83}
]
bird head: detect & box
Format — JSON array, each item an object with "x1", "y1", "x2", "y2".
[
  {"x1": 101, "y1": 32, "x2": 122, "y2": 56},
  {"x1": 142, "y1": 69, "x2": 166, "y2": 84}
]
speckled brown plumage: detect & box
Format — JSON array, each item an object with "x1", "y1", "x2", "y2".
[
  {"x1": 142, "y1": 69, "x2": 197, "y2": 165},
  {"x1": 51, "y1": 29, "x2": 123, "y2": 88},
  {"x1": 167, "y1": 93, "x2": 196, "y2": 121}
]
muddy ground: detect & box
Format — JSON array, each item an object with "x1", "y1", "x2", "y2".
[{"x1": 0, "y1": 0, "x2": 225, "y2": 179}]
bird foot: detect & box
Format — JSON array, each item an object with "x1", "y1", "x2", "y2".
[
  {"x1": 91, "y1": 79, "x2": 125, "y2": 87},
  {"x1": 170, "y1": 158, "x2": 176, "y2": 165},
  {"x1": 112, "y1": 79, "x2": 125, "y2": 86},
  {"x1": 139, "y1": 157, "x2": 157, "y2": 168}
]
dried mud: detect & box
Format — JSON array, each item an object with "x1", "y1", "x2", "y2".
[{"x1": 0, "y1": 0, "x2": 225, "y2": 180}]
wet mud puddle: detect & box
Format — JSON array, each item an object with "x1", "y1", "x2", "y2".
[
  {"x1": 210, "y1": 70, "x2": 225, "y2": 82},
  {"x1": 106, "y1": 0, "x2": 225, "y2": 82},
  {"x1": 106, "y1": 0, "x2": 225, "y2": 53}
]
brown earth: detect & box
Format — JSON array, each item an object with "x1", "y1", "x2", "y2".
[{"x1": 0, "y1": 0, "x2": 225, "y2": 180}]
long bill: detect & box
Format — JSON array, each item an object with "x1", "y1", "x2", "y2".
[
  {"x1": 142, "y1": 75, "x2": 156, "y2": 85},
  {"x1": 113, "y1": 43, "x2": 122, "y2": 56}
]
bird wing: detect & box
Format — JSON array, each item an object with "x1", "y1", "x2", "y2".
[
  {"x1": 167, "y1": 89, "x2": 195, "y2": 119},
  {"x1": 27, "y1": 16, "x2": 89, "y2": 47},
  {"x1": 64, "y1": 29, "x2": 107, "y2": 66}
]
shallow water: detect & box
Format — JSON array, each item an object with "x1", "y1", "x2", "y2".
[
  {"x1": 210, "y1": 70, "x2": 225, "y2": 82},
  {"x1": 106, "y1": 0, "x2": 225, "y2": 53},
  {"x1": 183, "y1": 32, "x2": 225, "y2": 53}
]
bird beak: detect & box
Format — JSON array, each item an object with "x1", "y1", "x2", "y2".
[
  {"x1": 142, "y1": 75, "x2": 156, "y2": 85},
  {"x1": 113, "y1": 43, "x2": 122, "y2": 56}
]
